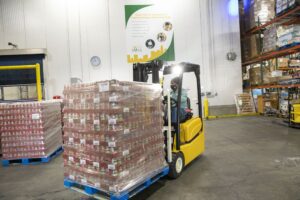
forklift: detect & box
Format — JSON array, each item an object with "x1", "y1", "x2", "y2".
[
  {"x1": 287, "y1": 87, "x2": 300, "y2": 129},
  {"x1": 133, "y1": 61, "x2": 205, "y2": 178}
]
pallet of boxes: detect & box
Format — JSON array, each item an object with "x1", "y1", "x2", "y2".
[
  {"x1": 63, "y1": 80, "x2": 168, "y2": 199},
  {"x1": 0, "y1": 100, "x2": 63, "y2": 166}
]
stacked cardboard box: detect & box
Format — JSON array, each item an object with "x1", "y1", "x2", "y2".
[
  {"x1": 249, "y1": 67, "x2": 262, "y2": 85},
  {"x1": 0, "y1": 101, "x2": 63, "y2": 160},
  {"x1": 244, "y1": 0, "x2": 275, "y2": 30},
  {"x1": 264, "y1": 92, "x2": 280, "y2": 115},
  {"x1": 249, "y1": 66, "x2": 280, "y2": 85},
  {"x1": 263, "y1": 26, "x2": 277, "y2": 52},
  {"x1": 277, "y1": 25, "x2": 300, "y2": 48},
  {"x1": 243, "y1": 35, "x2": 261, "y2": 60},
  {"x1": 290, "y1": 59, "x2": 300, "y2": 68},
  {"x1": 63, "y1": 80, "x2": 166, "y2": 194},
  {"x1": 278, "y1": 58, "x2": 290, "y2": 69},
  {"x1": 276, "y1": 0, "x2": 300, "y2": 15},
  {"x1": 276, "y1": 0, "x2": 289, "y2": 14}
]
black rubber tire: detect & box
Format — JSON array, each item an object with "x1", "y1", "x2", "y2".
[{"x1": 168, "y1": 152, "x2": 185, "y2": 179}]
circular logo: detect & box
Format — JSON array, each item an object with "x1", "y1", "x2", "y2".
[{"x1": 145, "y1": 39, "x2": 155, "y2": 49}]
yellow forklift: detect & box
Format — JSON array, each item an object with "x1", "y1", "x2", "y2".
[
  {"x1": 287, "y1": 87, "x2": 300, "y2": 129},
  {"x1": 133, "y1": 61, "x2": 205, "y2": 178}
]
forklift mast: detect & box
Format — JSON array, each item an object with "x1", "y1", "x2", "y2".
[{"x1": 133, "y1": 60, "x2": 164, "y2": 83}]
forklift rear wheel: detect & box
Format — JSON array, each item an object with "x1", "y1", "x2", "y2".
[{"x1": 168, "y1": 152, "x2": 184, "y2": 179}]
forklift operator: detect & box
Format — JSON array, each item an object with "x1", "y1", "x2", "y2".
[{"x1": 170, "y1": 77, "x2": 189, "y2": 123}]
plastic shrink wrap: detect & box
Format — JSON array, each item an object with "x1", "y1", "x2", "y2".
[
  {"x1": 263, "y1": 26, "x2": 278, "y2": 52},
  {"x1": 244, "y1": 0, "x2": 275, "y2": 30},
  {"x1": 0, "y1": 100, "x2": 63, "y2": 159},
  {"x1": 63, "y1": 80, "x2": 166, "y2": 194}
]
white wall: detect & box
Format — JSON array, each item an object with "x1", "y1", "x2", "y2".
[{"x1": 0, "y1": 0, "x2": 242, "y2": 106}]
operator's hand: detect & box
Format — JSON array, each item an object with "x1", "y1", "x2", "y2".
[{"x1": 163, "y1": 96, "x2": 168, "y2": 104}]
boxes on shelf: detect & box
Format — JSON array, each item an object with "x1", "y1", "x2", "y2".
[
  {"x1": 249, "y1": 66, "x2": 278, "y2": 85},
  {"x1": 63, "y1": 80, "x2": 166, "y2": 194},
  {"x1": 281, "y1": 77, "x2": 300, "y2": 84},
  {"x1": 249, "y1": 67, "x2": 262, "y2": 85},
  {"x1": 244, "y1": 0, "x2": 275, "y2": 30},
  {"x1": 0, "y1": 100, "x2": 63, "y2": 160},
  {"x1": 288, "y1": 0, "x2": 300, "y2": 8},
  {"x1": 263, "y1": 26, "x2": 278, "y2": 52},
  {"x1": 265, "y1": 92, "x2": 279, "y2": 103},
  {"x1": 289, "y1": 59, "x2": 300, "y2": 67},
  {"x1": 264, "y1": 92, "x2": 280, "y2": 115},
  {"x1": 278, "y1": 58, "x2": 290, "y2": 69},
  {"x1": 243, "y1": 35, "x2": 261, "y2": 61},
  {"x1": 276, "y1": 0, "x2": 289, "y2": 14},
  {"x1": 277, "y1": 24, "x2": 300, "y2": 48},
  {"x1": 276, "y1": 0, "x2": 300, "y2": 15},
  {"x1": 271, "y1": 70, "x2": 283, "y2": 77}
]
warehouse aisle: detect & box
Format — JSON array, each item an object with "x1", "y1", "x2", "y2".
[{"x1": 0, "y1": 116, "x2": 300, "y2": 200}]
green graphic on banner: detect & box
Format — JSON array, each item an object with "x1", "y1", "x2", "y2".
[
  {"x1": 157, "y1": 34, "x2": 175, "y2": 61},
  {"x1": 125, "y1": 5, "x2": 152, "y2": 27}
]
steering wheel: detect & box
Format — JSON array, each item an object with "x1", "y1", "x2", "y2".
[
  {"x1": 163, "y1": 96, "x2": 177, "y2": 107},
  {"x1": 170, "y1": 97, "x2": 177, "y2": 107}
]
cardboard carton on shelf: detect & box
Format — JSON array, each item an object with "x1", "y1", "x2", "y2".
[
  {"x1": 244, "y1": 0, "x2": 275, "y2": 30},
  {"x1": 277, "y1": 58, "x2": 290, "y2": 69},
  {"x1": 290, "y1": 59, "x2": 300, "y2": 68},
  {"x1": 243, "y1": 35, "x2": 261, "y2": 61},
  {"x1": 263, "y1": 26, "x2": 278, "y2": 53}
]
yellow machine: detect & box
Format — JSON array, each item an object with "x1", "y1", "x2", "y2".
[
  {"x1": 287, "y1": 88, "x2": 300, "y2": 129},
  {"x1": 290, "y1": 104, "x2": 300, "y2": 128},
  {"x1": 133, "y1": 62, "x2": 205, "y2": 178}
]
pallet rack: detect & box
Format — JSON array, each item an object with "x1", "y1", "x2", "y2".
[{"x1": 240, "y1": 3, "x2": 300, "y2": 116}]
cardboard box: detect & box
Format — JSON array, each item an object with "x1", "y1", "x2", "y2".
[
  {"x1": 263, "y1": 26, "x2": 277, "y2": 52},
  {"x1": 243, "y1": 35, "x2": 261, "y2": 60},
  {"x1": 257, "y1": 95, "x2": 265, "y2": 113}
]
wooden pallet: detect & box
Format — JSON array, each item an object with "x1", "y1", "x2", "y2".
[{"x1": 235, "y1": 93, "x2": 256, "y2": 114}]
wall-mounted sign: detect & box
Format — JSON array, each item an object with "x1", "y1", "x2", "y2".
[{"x1": 125, "y1": 4, "x2": 175, "y2": 63}]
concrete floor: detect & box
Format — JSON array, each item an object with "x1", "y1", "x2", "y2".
[{"x1": 1, "y1": 116, "x2": 300, "y2": 200}]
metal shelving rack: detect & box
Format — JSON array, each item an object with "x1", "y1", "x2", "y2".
[
  {"x1": 240, "y1": 3, "x2": 300, "y2": 118},
  {"x1": 241, "y1": 5, "x2": 300, "y2": 90}
]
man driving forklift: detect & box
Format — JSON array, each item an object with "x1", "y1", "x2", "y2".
[
  {"x1": 133, "y1": 62, "x2": 205, "y2": 178},
  {"x1": 170, "y1": 77, "x2": 189, "y2": 123}
]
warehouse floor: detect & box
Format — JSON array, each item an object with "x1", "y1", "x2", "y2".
[{"x1": 1, "y1": 116, "x2": 300, "y2": 200}]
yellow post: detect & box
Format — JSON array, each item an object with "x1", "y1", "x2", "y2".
[
  {"x1": 35, "y1": 63, "x2": 42, "y2": 101},
  {"x1": 204, "y1": 97, "x2": 209, "y2": 119},
  {"x1": 0, "y1": 64, "x2": 43, "y2": 101}
]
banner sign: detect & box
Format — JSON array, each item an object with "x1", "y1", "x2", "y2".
[{"x1": 125, "y1": 4, "x2": 175, "y2": 63}]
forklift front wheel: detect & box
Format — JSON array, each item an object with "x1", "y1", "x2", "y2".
[{"x1": 168, "y1": 152, "x2": 184, "y2": 179}]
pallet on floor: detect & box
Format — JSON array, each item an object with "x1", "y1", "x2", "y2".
[
  {"x1": 64, "y1": 166, "x2": 169, "y2": 200},
  {"x1": 1, "y1": 146, "x2": 63, "y2": 167}
]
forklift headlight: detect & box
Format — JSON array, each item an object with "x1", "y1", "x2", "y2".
[{"x1": 173, "y1": 65, "x2": 182, "y2": 75}]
